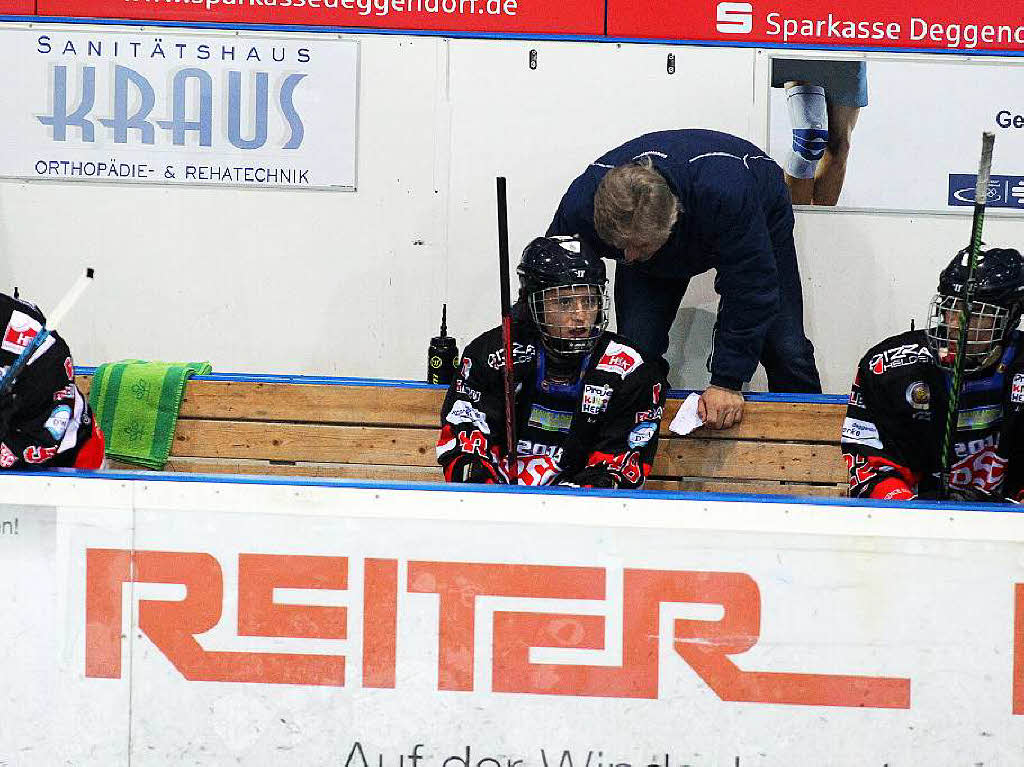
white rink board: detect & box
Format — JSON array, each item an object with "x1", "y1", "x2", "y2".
[{"x1": 4, "y1": 473, "x2": 1024, "y2": 766}]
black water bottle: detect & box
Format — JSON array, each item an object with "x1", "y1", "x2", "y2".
[{"x1": 427, "y1": 304, "x2": 459, "y2": 385}]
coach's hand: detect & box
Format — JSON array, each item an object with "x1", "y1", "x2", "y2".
[{"x1": 698, "y1": 385, "x2": 744, "y2": 430}]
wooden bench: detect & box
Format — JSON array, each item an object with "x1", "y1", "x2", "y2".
[{"x1": 76, "y1": 373, "x2": 849, "y2": 497}]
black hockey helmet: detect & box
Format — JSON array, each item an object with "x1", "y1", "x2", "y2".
[
  {"x1": 517, "y1": 236, "x2": 609, "y2": 358},
  {"x1": 926, "y1": 246, "x2": 1024, "y2": 372}
]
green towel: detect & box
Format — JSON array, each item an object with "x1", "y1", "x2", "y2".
[{"x1": 89, "y1": 359, "x2": 213, "y2": 470}]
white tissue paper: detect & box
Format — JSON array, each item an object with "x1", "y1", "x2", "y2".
[{"x1": 668, "y1": 392, "x2": 704, "y2": 436}]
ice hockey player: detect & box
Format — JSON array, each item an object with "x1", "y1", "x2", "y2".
[
  {"x1": 842, "y1": 246, "x2": 1024, "y2": 501},
  {"x1": 0, "y1": 291, "x2": 104, "y2": 470},
  {"x1": 437, "y1": 235, "x2": 667, "y2": 488}
]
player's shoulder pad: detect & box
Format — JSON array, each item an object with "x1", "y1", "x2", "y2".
[
  {"x1": 0, "y1": 292, "x2": 45, "y2": 325},
  {"x1": 465, "y1": 323, "x2": 540, "y2": 373},
  {"x1": 858, "y1": 329, "x2": 933, "y2": 376},
  {"x1": 0, "y1": 293, "x2": 56, "y2": 364},
  {"x1": 463, "y1": 325, "x2": 505, "y2": 356}
]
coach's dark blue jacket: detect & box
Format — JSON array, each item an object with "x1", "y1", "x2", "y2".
[{"x1": 547, "y1": 129, "x2": 792, "y2": 389}]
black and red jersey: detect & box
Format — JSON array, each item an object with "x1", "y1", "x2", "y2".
[
  {"x1": 437, "y1": 321, "x2": 667, "y2": 489},
  {"x1": 0, "y1": 292, "x2": 102, "y2": 470},
  {"x1": 841, "y1": 328, "x2": 1024, "y2": 501}
]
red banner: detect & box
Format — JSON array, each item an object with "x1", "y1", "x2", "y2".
[
  {"x1": 34, "y1": 0, "x2": 603, "y2": 35},
  {"x1": 608, "y1": 0, "x2": 1024, "y2": 53},
  {"x1": 0, "y1": 0, "x2": 35, "y2": 12}
]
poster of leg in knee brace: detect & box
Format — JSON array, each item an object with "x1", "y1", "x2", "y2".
[{"x1": 767, "y1": 53, "x2": 1024, "y2": 213}]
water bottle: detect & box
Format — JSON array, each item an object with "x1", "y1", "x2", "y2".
[{"x1": 427, "y1": 304, "x2": 458, "y2": 385}]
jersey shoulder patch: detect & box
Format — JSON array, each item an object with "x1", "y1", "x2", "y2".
[
  {"x1": 861, "y1": 330, "x2": 932, "y2": 376},
  {"x1": 595, "y1": 338, "x2": 644, "y2": 379}
]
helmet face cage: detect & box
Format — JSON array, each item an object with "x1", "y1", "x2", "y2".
[
  {"x1": 528, "y1": 283, "x2": 609, "y2": 358},
  {"x1": 925, "y1": 294, "x2": 1013, "y2": 373}
]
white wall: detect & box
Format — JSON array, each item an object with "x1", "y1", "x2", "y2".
[{"x1": 1, "y1": 21, "x2": 1022, "y2": 393}]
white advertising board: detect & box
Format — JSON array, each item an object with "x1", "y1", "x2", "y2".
[
  {"x1": 768, "y1": 55, "x2": 1024, "y2": 212},
  {"x1": 0, "y1": 26, "x2": 359, "y2": 189},
  {"x1": 3, "y1": 473, "x2": 1024, "y2": 765},
  {"x1": 0, "y1": 504, "x2": 58, "y2": 760}
]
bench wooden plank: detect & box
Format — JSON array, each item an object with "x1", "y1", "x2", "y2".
[
  {"x1": 664, "y1": 400, "x2": 845, "y2": 442},
  {"x1": 177, "y1": 383, "x2": 443, "y2": 425},
  {"x1": 172, "y1": 420, "x2": 440, "y2": 466},
  {"x1": 110, "y1": 457, "x2": 443, "y2": 482},
  {"x1": 79, "y1": 377, "x2": 445, "y2": 427},
  {"x1": 653, "y1": 439, "x2": 847, "y2": 483},
  {"x1": 646, "y1": 478, "x2": 845, "y2": 496}
]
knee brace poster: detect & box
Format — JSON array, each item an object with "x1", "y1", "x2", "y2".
[{"x1": 767, "y1": 54, "x2": 1024, "y2": 212}]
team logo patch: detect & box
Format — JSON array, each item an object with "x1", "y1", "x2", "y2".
[
  {"x1": 841, "y1": 417, "x2": 883, "y2": 449},
  {"x1": 44, "y1": 404, "x2": 72, "y2": 440},
  {"x1": 54, "y1": 383, "x2": 76, "y2": 401},
  {"x1": 1, "y1": 310, "x2": 41, "y2": 355},
  {"x1": 459, "y1": 357, "x2": 472, "y2": 380},
  {"x1": 0, "y1": 443, "x2": 16, "y2": 468},
  {"x1": 905, "y1": 381, "x2": 930, "y2": 410},
  {"x1": 487, "y1": 343, "x2": 536, "y2": 371},
  {"x1": 957, "y1": 405, "x2": 1003, "y2": 431},
  {"x1": 869, "y1": 344, "x2": 932, "y2": 375},
  {"x1": 596, "y1": 341, "x2": 643, "y2": 378},
  {"x1": 23, "y1": 445, "x2": 58, "y2": 464},
  {"x1": 628, "y1": 421, "x2": 658, "y2": 449},
  {"x1": 1013, "y1": 373, "x2": 1024, "y2": 404},
  {"x1": 454, "y1": 380, "x2": 481, "y2": 403},
  {"x1": 528, "y1": 404, "x2": 573, "y2": 433},
  {"x1": 582, "y1": 384, "x2": 613, "y2": 415},
  {"x1": 635, "y1": 406, "x2": 664, "y2": 424},
  {"x1": 445, "y1": 399, "x2": 491, "y2": 435}
]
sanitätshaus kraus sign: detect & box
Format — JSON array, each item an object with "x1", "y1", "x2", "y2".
[{"x1": 0, "y1": 26, "x2": 359, "y2": 189}]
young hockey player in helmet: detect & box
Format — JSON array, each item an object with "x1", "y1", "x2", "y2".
[
  {"x1": 0, "y1": 291, "x2": 104, "y2": 470},
  {"x1": 842, "y1": 246, "x2": 1024, "y2": 501},
  {"x1": 437, "y1": 235, "x2": 667, "y2": 489}
]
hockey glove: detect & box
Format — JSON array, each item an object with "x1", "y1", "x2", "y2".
[
  {"x1": 918, "y1": 484, "x2": 1008, "y2": 503},
  {"x1": 559, "y1": 465, "x2": 619, "y2": 489},
  {"x1": 948, "y1": 485, "x2": 1010, "y2": 504},
  {"x1": 446, "y1": 454, "x2": 504, "y2": 484}
]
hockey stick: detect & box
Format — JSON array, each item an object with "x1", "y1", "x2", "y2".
[
  {"x1": 939, "y1": 132, "x2": 995, "y2": 498},
  {"x1": 0, "y1": 268, "x2": 95, "y2": 398},
  {"x1": 496, "y1": 177, "x2": 518, "y2": 485}
]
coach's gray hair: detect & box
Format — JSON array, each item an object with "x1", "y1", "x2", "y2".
[{"x1": 593, "y1": 157, "x2": 679, "y2": 250}]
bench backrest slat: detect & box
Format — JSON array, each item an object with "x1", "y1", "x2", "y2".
[
  {"x1": 653, "y1": 438, "x2": 846, "y2": 483},
  {"x1": 175, "y1": 420, "x2": 440, "y2": 466},
  {"x1": 79, "y1": 378, "x2": 445, "y2": 427},
  {"x1": 665, "y1": 400, "x2": 844, "y2": 442}
]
